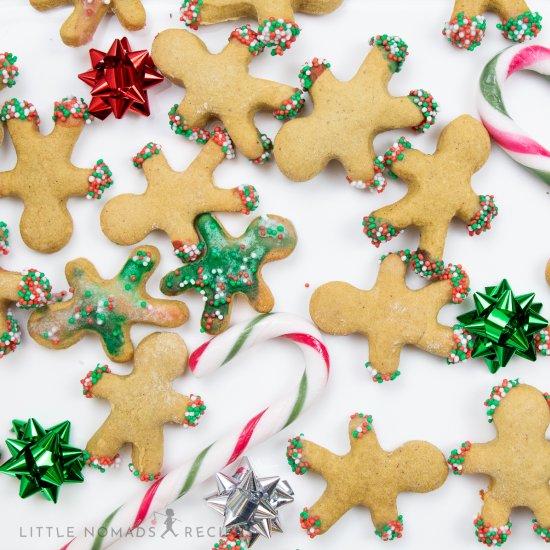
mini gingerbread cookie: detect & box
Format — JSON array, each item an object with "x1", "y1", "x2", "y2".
[
  {"x1": 180, "y1": 0, "x2": 344, "y2": 55},
  {"x1": 449, "y1": 379, "x2": 550, "y2": 545},
  {"x1": 0, "y1": 97, "x2": 113, "y2": 253},
  {"x1": 81, "y1": 332, "x2": 206, "y2": 481},
  {"x1": 287, "y1": 413, "x2": 448, "y2": 541},
  {"x1": 152, "y1": 26, "x2": 304, "y2": 164},
  {"x1": 363, "y1": 116, "x2": 498, "y2": 263},
  {"x1": 101, "y1": 133, "x2": 259, "y2": 261},
  {"x1": 161, "y1": 213, "x2": 297, "y2": 334},
  {"x1": 310, "y1": 251, "x2": 472, "y2": 382},
  {"x1": 28, "y1": 246, "x2": 188, "y2": 363},
  {"x1": 274, "y1": 35, "x2": 439, "y2": 190},
  {"x1": 443, "y1": 0, "x2": 542, "y2": 51},
  {"x1": 29, "y1": 0, "x2": 146, "y2": 47},
  {"x1": 0, "y1": 222, "x2": 54, "y2": 358}
]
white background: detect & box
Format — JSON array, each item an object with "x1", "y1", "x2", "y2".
[{"x1": 1, "y1": 0, "x2": 550, "y2": 548}]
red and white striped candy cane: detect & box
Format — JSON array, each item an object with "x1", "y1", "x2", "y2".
[
  {"x1": 61, "y1": 313, "x2": 330, "y2": 549},
  {"x1": 478, "y1": 43, "x2": 550, "y2": 185}
]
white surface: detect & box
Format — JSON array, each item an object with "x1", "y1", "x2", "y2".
[{"x1": 0, "y1": 0, "x2": 549, "y2": 549}]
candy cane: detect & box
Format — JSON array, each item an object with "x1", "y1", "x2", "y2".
[
  {"x1": 61, "y1": 313, "x2": 330, "y2": 550},
  {"x1": 478, "y1": 43, "x2": 550, "y2": 185}
]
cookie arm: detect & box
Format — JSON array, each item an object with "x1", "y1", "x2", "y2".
[
  {"x1": 254, "y1": 80, "x2": 299, "y2": 112},
  {"x1": 163, "y1": 393, "x2": 191, "y2": 425},
  {"x1": 460, "y1": 442, "x2": 496, "y2": 475},
  {"x1": 89, "y1": 373, "x2": 124, "y2": 400},
  {"x1": 112, "y1": 0, "x2": 146, "y2": 31},
  {"x1": 0, "y1": 271, "x2": 23, "y2": 304},
  {"x1": 133, "y1": 297, "x2": 189, "y2": 329}
]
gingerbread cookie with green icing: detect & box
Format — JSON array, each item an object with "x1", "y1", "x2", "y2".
[
  {"x1": 449, "y1": 379, "x2": 550, "y2": 545},
  {"x1": 161, "y1": 213, "x2": 297, "y2": 334},
  {"x1": 443, "y1": 0, "x2": 541, "y2": 51},
  {"x1": 180, "y1": 0, "x2": 343, "y2": 56},
  {"x1": 287, "y1": 413, "x2": 448, "y2": 541},
  {"x1": 363, "y1": 116, "x2": 497, "y2": 264},
  {"x1": 274, "y1": 35, "x2": 439, "y2": 190},
  {"x1": 0, "y1": 97, "x2": 113, "y2": 253},
  {"x1": 29, "y1": 0, "x2": 146, "y2": 47},
  {"x1": 310, "y1": 251, "x2": 473, "y2": 382},
  {"x1": 0, "y1": 222, "x2": 56, "y2": 359},
  {"x1": 152, "y1": 26, "x2": 304, "y2": 164},
  {"x1": 101, "y1": 132, "x2": 259, "y2": 261},
  {"x1": 28, "y1": 246, "x2": 188, "y2": 363},
  {"x1": 82, "y1": 332, "x2": 206, "y2": 481}
]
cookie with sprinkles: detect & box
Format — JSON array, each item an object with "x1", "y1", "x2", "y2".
[
  {"x1": 151, "y1": 26, "x2": 304, "y2": 164},
  {"x1": 443, "y1": 0, "x2": 541, "y2": 51},
  {"x1": 28, "y1": 246, "x2": 188, "y2": 363},
  {"x1": 310, "y1": 252, "x2": 473, "y2": 382},
  {"x1": 0, "y1": 97, "x2": 114, "y2": 253},
  {"x1": 274, "y1": 35, "x2": 439, "y2": 191},
  {"x1": 161, "y1": 213, "x2": 297, "y2": 334},
  {"x1": 180, "y1": 0, "x2": 343, "y2": 55},
  {"x1": 101, "y1": 135, "x2": 259, "y2": 261},
  {"x1": 29, "y1": 0, "x2": 146, "y2": 47},
  {"x1": 0, "y1": 222, "x2": 54, "y2": 359},
  {"x1": 364, "y1": 115, "x2": 496, "y2": 264},
  {"x1": 287, "y1": 413, "x2": 448, "y2": 541},
  {"x1": 449, "y1": 380, "x2": 550, "y2": 546},
  {"x1": 82, "y1": 332, "x2": 205, "y2": 481}
]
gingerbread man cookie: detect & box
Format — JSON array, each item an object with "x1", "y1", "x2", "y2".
[
  {"x1": 443, "y1": 0, "x2": 542, "y2": 51},
  {"x1": 449, "y1": 379, "x2": 550, "y2": 545},
  {"x1": 363, "y1": 116, "x2": 498, "y2": 263},
  {"x1": 0, "y1": 97, "x2": 113, "y2": 253},
  {"x1": 180, "y1": 0, "x2": 344, "y2": 55},
  {"x1": 310, "y1": 252, "x2": 472, "y2": 382},
  {"x1": 0, "y1": 223, "x2": 55, "y2": 359},
  {"x1": 29, "y1": 0, "x2": 146, "y2": 47},
  {"x1": 152, "y1": 26, "x2": 304, "y2": 163},
  {"x1": 28, "y1": 246, "x2": 188, "y2": 363},
  {"x1": 274, "y1": 35, "x2": 439, "y2": 190},
  {"x1": 161, "y1": 213, "x2": 297, "y2": 334},
  {"x1": 287, "y1": 413, "x2": 448, "y2": 541},
  {"x1": 101, "y1": 133, "x2": 259, "y2": 261},
  {"x1": 82, "y1": 332, "x2": 206, "y2": 481}
]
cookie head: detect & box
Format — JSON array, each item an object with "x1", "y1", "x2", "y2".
[
  {"x1": 310, "y1": 282, "x2": 362, "y2": 335},
  {"x1": 135, "y1": 332, "x2": 188, "y2": 379},
  {"x1": 493, "y1": 383, "x2": 550, "y2": 436}
]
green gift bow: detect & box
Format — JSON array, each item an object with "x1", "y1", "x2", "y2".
[
  {"x1": 457, "y1": 279, "x2": 548, "y2": 373},
  {"x1": 0, "y1": 418, "x2": 85, "y2": 502}
]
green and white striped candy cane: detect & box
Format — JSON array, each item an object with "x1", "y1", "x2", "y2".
[
  {"x1": 478, "y1": 42, "x2": 550, "y2": 185},
  {"x1": 61, "y1": 312, "x2": 330, "y2": 549}
]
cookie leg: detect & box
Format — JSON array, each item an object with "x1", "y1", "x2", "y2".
[
  {"x1": 493, "y1": 0, "x2": 541, "y2": 42},
  {"x1": 86, "y1": 421, "x2": 126, "y2": 465},
  {"x1": 532, "y1": 495, "x2": 550, "y2": 542},
  {"x1": 113, "y1": 0, "x2": 146, "y2": 31},
  {"x1": 444, "y1": 1, "x2": 489, "y2": 50},
  {"x1": 475, "y1": 496, "x2": 512, "y2": 545},
  {"x1": 367, "y1": 333, "x2": 402, "y2": 381},
  {"x1": 130, "y1": 431, "x2": 164, "y2": 481},
  {"x1": 59, "y1": 1, "x2": 111, "y2": 47},
  {"x1": 302, "y1": 485, "x2": 352, "y2": 537},
  {"x1": 370, "y1": 501, "x2": 403, "y2": 542},
  {"x1": 418, "y1": 222, "x2": 450, "y2": 262},
  {"x1": 223, "y1": 113, "x2": 265, "y2": 162}
]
